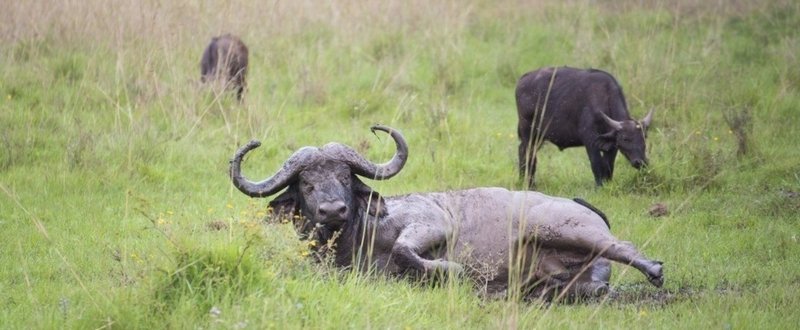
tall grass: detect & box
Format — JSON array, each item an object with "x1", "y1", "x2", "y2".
[{"x1": 2, "y1": 0, "x2": 799, "y2": 328}]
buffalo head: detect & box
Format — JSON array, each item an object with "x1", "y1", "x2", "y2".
[
  {"x1": 230, "y1": 125, "x2": 408, "y2": 232},
  {"x1": 597, "y1": 109, "x2": 654, "y2": 169}
]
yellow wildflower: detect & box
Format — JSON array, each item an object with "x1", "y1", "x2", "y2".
[{"x1": 130, "y1": 253, "x2": 143, "y2": 264}]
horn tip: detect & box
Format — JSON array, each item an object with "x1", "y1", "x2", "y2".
[
  {"x1": 246, "y1": 140, "x2": 262, "y2": 148},
  {"x1": 370, "y1": 124, "x2": 392, "y2": 134}
]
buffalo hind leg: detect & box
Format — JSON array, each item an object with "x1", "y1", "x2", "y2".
[
  {"x1": 564, "y1": 258, "x2": 612, "y2": 298},
  {"x1": 556, "y1": 234, "x2": 663, "y2": 287},
  {"x1": 547, "y1": 256, "x2": 612, "y2": 300},
  {"x1": 392, "y1": 224, "x2": 463, "y2": 278},
  {"x1": 595, "y1": 240, "x2": 663, "y2": 287}
]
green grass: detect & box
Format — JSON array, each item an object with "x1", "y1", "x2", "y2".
[{"x1": 2, "y1": 0, "x2": 799, "y2": 328}]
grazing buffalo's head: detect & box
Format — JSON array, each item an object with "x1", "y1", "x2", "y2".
[
  {"x1": 230, "y1": 126, "x2": 408, "y2": 232},
  {"x1": 597, "y1": 109, "x2": 654, "y2": 169}
]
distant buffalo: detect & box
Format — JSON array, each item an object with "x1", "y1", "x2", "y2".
[
  {"x1": 516, "y1": 67, "x2": 654, "y2": 187},
  {"x1": 200, "y1": 34, "x2": 249, "y2": 100}
]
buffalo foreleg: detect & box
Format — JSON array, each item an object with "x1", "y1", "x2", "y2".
[
  {"x1": 391, "y1": 224, "x2": 463, "y2": 277},
  {"x1": 586, "y1": 147, "x2": 611, "y2": 186},
  {"x1": 518, "y1": 119, "x2": 539, "y2": 189},
  {"x1": 601, "y1": 148, "x2": 618, "y2": 180}
]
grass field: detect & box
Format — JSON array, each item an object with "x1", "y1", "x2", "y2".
[{"x1": 2, "y1": 0, "x2": 799, "y2": 328}]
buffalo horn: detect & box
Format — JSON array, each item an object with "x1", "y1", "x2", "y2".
[
  {"x1": 641, "y1": 108, "x2": 654, "y2": 129},
  {"x1": 600, "y1": 112, "x2": 624, "y2": 131},
  {"x1": 337, "y1": 125, "x2": 408, "y2": 180},
  {"x1": 230, "y1": 140, "x2": 318, "y2": 197}
]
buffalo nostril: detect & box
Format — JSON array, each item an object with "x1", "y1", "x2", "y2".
[
  {"x1": 334, "y1": 203, "x2": 347, "y2": 216},
  {"x1": 319, "y1": 201, "x2": 347, "y2": 219}
]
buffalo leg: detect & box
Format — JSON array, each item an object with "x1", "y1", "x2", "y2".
[
  {"x1": 518, "y1": 123, "x2": 538, "y2": 189},
  {"x1": 541, "y1": 228, "x2": 663, "y2": 287},
  {"x1": 601, "y1": 148, "x2": 618, "y2": 180},
  {"x1": 530, "y1": 203, "x2": 663, "y2": 286},
  {"x1": 392, "y1": 224, "x2": 463, "y2": 277},
  {"x1": 234, "y1": 68, "x2": 246, "y2": 101},
  {"x1": 546, "y1": 256, "x2": 612, "y2": 299},
  {"x1": 584, "y1": 239, "x2": 663, "y2": 287},
  {"x1": 589, "y1": 257, "x2": 612, "y2": 283},
  {"x1": 586, "y1": 148, "x2": 610, "y2": 186},
  {"x1": 563, "y1": 257, "x2": 611, "y2": 298}
]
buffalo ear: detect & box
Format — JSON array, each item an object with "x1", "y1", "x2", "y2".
[
  {"x1": 596, "y1": 131, "x2": 617, "y2": 152},
  {"x1": 353, "y1": 178, "x2": 387, "y2": 218},
  {"x1": 268, "y1": 186, "x2": 300, "y2": 222}
]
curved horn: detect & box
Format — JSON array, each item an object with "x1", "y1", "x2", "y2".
[
  {"x1": 640, "y1": 108, "x2": 654, "y2": 129},
  {"x1": 230, "y1": 140, "x2": 318, "y2": 197},
  {"x1": 600, "y1": 112, "x2": 623, "y2": 131},
  {"x1": 325, "y1": 125, "x2": 408, "y2": 180}
]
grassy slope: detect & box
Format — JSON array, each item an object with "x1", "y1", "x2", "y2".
[{"x1": 1, "y1": 0, "x2": 798, "y2": 328}]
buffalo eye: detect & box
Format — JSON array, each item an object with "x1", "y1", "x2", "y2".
[
  {"x1": 301, "y1": 181, "x2": 315, "y2": 194},
  {"x1": 337, "y1": 173, "x2": 352, "y2": 187}
]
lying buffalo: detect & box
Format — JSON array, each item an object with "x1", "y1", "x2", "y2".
[
  {"x1": 200, "y1": 34, "x2": 249, "y2": 100},
  {"x1": 516, "y1": 67, "x2": 654, "y2": 187},
  {"x1": 230, "y1": 126, "x2": 663, "y2": 299}
]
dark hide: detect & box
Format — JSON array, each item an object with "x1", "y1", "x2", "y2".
[
  {"x1": 516, "y1": 66, "x2": 654, "y2": 187},
  {"x1": 200, "y1": 34, "x2": 249, "y2": 100}
]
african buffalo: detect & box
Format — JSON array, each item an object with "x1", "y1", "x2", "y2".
[
  {"x1": 230, "y1": 126, "x2": 664, "y2": 299},
  {"x1": 516, "y1": 67, "x2": 654, "y2": 187},
  {"x1": 201, "y1": 34, "x2": 249, "y2": 100}
]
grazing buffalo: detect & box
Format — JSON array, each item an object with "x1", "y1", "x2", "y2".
[
  {"x1": 201, "y1": 34, "x2": 249, "y2": 100},
  {"x1": 230, "y1": 125, "x2": 664, "y2": 300},
  {"x1": 516, "y1": 67, "x2": 654, "y2": 187}
]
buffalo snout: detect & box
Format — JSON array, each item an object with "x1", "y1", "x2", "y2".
[
  {"x1": 317, "y1": 200, "x2": 348, "y2": 224},
  {"x1": 631, "y1": 158, "x2": 648, "y2": 169}
]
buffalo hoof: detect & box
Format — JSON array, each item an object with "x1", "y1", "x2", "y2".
[
  {"x1": 426, "y1": 259, "x2": 464, "y2": 278},
  {"x1": 646, "y1": 261, "x2": 664, "y2": 288},
  {"x1": 576, "y1": 281, "x2": 610, "y2": 297},
  {"x1": 591, "y1": 282, "x2": 610, "y2": 296}
]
